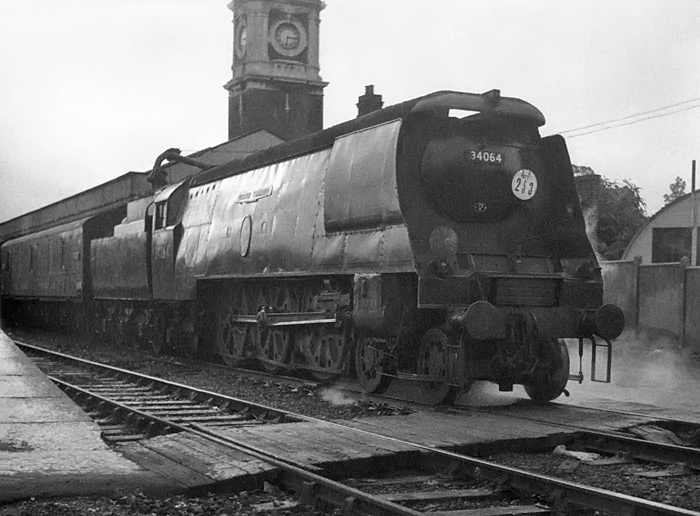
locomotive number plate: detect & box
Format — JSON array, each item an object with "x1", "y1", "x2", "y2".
[{"x1": 469, "y1": 149, "x2": 503, "y2": 164}]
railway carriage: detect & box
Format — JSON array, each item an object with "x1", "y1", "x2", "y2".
[
  {"x1": 0, "y1": 89, "x2": 624, "y2": 403},
  {"x1": 0, "y1": 211, "x2": 125, "y2": 331}
]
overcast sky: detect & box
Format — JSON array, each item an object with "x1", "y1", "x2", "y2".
[{"x1": 1, "y1": 0, "x2": 699, "y2": 223}]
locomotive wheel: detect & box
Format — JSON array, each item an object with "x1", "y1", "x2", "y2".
[
  {"x1": 214, "y1": 288, "x2": 257, "y2": 367},
  {"x1": 270, "y1": 285, "x2": 295, "y2": 311},
  {"x1": 355, "y1": 336, "x2": 392, "y2": 394},
  {"x1": 254, "y1": 283, "x2": 294, "y2": 373},
  {"x1": 300, "y1": 327, "x2": 347, "y2": 383},
  {"x1": 216, "y1": 305, "x2": 247, "y2": 366},
  {"x1": 417, "y1": 328, "x2": 459, "y2": 405},
  {"x1": 294, "y1": 284, "x2": 317, "y2": 311},
  {"x1": 256, "y1": 328, "x2": 291, "y2": 374},
  {"x1": 524, "y1": 338, "x2": 570, "y2": 404}
]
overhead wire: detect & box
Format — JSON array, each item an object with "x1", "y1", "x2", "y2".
[
  {"x1": 559, "y1": 97, "x2": 700, "y2": 138},
  {"x1": 560, "y1": 97, "x2": 700, "y2": 134}
]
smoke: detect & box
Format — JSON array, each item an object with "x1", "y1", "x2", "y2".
[
  {"x1": 319, "y1": 386, "x2": 357, "y2": 406},
  {"x1": 458, "y1": 381, "x2": 519, "y2": 407},
  {"x1": 566, "y1": 331, "x2": 697, "y2": 405},
  {"x1": 455, "y1": 331, "x2": 695, "y2": 408},
  {"x1": 609, "y1": 333, "x2": 685, "y2": 389},
  {"x1": 583, "y1": 206, "x2": 604, "y2": 262}
]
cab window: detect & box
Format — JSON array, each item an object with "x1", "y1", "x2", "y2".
[{"x1": 154, "y1": 202, "x2": 167, "y2": 230}]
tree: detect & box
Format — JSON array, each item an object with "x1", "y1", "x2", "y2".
[
  {"x1": 663, "y1": 176, "x2": 686, "y2": 205},
  {"x1": 573, "y1": 166, "x2": 648, "y2": 261}
]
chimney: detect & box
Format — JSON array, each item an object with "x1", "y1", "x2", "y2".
[{"x1": 357, "y1": 85, "x2": 383, "y2": 117}]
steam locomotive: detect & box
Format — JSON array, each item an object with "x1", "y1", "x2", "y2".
[{"x1": 0, "y1": 89, "x2": 624, "y2": 403}]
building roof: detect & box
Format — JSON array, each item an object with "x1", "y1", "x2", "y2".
[
  {"x1": 0, "y1": 130, "x2": 284, "y2": 243},
  {"x1": 621, "y1": 190, "x2": 699, "y2": 261}
]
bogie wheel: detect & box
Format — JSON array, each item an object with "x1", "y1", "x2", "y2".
[
  {"x1": 355, "y1": 336, "x2": 392, "y2": 394},
  {"x1": 524, "y1": 338, "x2": 570, "y2": 404},
  {"x1": 417, "y1": 328, "x2": 459, "y2": 405}
]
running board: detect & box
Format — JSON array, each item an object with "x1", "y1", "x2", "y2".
[{"x1": 229, "y1": 311, "x2": 338, "y2": 327}]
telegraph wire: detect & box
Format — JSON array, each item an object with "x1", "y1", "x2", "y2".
[
  {"x1": 565, "y1": 102, "x2": 700, "y2": 138},
  {"x1": 560, "y1": 97, "x2": 700, "y2": 138},
  {"x1": 560, "y1": 97, "x2": 700, "y2": 135}
]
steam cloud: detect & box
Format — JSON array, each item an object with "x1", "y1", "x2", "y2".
[
  {"x1": 320, "y1": 386, "x2": 357, "y2": 406},
  {"x1": 583, "y1": 206, "x2": 604, "y2": 263},
  {"x1": 458, "y1": 382, "x2": 519, "y2": 407},
  {"x1": 455, "y1": 332, "x2": 694, "y2": 408},
  {"x1": 572, "y1": 331, "x2": 694, "y2": 402}
]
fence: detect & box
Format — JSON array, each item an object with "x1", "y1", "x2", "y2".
[{"x1": 601, "y1": 256, "x2": 700, "y2": 350}]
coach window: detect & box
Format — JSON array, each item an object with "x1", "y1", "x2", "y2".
[{"x1": 154, "y1": 201, "x2": 167, "y2": 230}]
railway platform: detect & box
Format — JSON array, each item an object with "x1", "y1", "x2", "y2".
[{"x1": 0, "y1": 329, "x2": 178, "y2": 502}]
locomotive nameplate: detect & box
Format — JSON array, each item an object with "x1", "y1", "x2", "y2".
[
  {"x1": 237, "y1": 185, "x2": 273, "y2": 204},
  {"x1": 468, "y1": 149, "x2": 503, "y2": 164}
]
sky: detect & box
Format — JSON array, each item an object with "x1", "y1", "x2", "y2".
[{"x1": 1, "y1": 0, "x2": 699, "y2": 223}]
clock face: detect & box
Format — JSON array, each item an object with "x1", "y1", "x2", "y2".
[
  {"x1": 239, "y1": 25, "x2": 247, "y2": 51},
  {"x1": 236, "y1": 21, "x2": 247, "y2": 58},
  {"x1": 275, "y1": 23, "x2": 300, "y2": 50},
  {"x1": 269, "y1": 18, "x2": 307, "y2": 58}
]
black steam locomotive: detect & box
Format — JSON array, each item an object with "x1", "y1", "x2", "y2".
[{"x1": 0, "y1": 90, "x2": 624, "y2": 403}]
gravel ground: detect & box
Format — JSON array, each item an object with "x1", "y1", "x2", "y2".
[
  {"x1": 5, "y1": 328, "x2": 700, "y2": 515},
  {"x1": 0, "y1": 488, "x2": 333, "y2": 516},
  {"x1": 490, "y1": 449, "x2": 700, "y2": 512}
]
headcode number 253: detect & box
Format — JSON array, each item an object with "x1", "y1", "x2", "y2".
[
  {"x1": 511, "y1": 169, "x2": 538, "y2": 201},
  {"x1": 514, "y1": 177, "x2": 535, "y2": 196},
  {"x1": 470, "y1": 150, "x2": 502, "y2": 164}
]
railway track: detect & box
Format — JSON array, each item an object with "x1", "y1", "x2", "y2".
[
  {"x1": 462, "y1": 402, "x2": 700, "y2": 471},
  {"x1": 26, "y1": 335, "x2": 700, "y2": 467},
  {"x1": 20, "y1": 342, "x2": 305, "y2": 444},
  {"x1": 17, "y1": 340, "x2": 700, "y2": 515}
]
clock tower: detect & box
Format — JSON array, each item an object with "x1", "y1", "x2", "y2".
[{"x1": 225, "y1": 0, "x2": 327, "y2": 142}]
